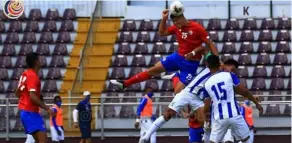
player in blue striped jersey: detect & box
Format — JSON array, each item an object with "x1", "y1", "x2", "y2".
[{"x1": 203, "y1": 55, "x2": 263, "y2": 143}]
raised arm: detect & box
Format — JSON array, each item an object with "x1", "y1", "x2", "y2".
[{"x1": 159, "y1": 10, "x2": 174, "y2": 36}]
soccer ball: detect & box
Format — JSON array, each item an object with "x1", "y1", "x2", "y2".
[{"x1": 169, "y1": 0, "x2": 184, "y2": 16}]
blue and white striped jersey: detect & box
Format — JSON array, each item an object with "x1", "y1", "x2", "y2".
[{"x1": 204, "y1": 71, "x2": 241, "y2": 121}]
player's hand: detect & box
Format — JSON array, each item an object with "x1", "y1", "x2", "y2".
[
  {"x1": 182, "y1": 112, "x2": 189, "y2": 118},
  {"x1": 162, "y1": 9, "x2": 169, "y2": 20},
  {"x1": 254, "y1": 95, "x2": 261, "y2": 103},
  {"x1": 204, "y1": 122, "x2": 211, "y2": 132},
  {"x1": 256, "y1": 103, "x2": 263, "y2": 114},
  {"x1": 185, "y1": 51, "x2": 196, "y2": 60},
  {"x1": 57, "y1": 130, "x2": 62, "y2": 136},
  {"x1": 134, "y1": 122, "x2": 139, "y2": 129},
  {"x1": 74, "y1": 122, "x2": 79, "y2": 128},
  {"x1": 47, "y1": 108, "x2": 56, "y2": 117}
]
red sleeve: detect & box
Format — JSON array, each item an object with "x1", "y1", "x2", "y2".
[
  {"x1": 196, "y1": 24, "x2": 209, "y2": 42},
  {"x1": 26, "y1": 73, "x2": 37, "y2": 92},
  {"x1": 166, "y1": 25, "x2": 176, "y2": 34}
]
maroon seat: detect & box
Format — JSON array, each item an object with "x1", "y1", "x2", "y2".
[
  {"x1": 252, "y1": 90, "x2": 264, "y2": 101},
  {"x1": 103, "y1": 105, "x2": 116, "y2": 118},
  {"x1": 168, "y1": 42, "x2": 178, "y2": 54},
  {"x1": 119, "y1": 106, "x2": 135, "y2": 118},
  {"x1": 112, "y1": 55, "x2": 128, "y2": 66},
  {"x1": 59, "y1": 20, "x2": 74, "y2": 32},
  {"x1": 0, "y1": 56, "x2": 12, "y2": 68},
  {"x1": 238, "y1": 53, "x2": 252, "y2": 65},
  {"x1": 222, "y1": 30, "x2": 237, "y2": 42},
  {"x1": 128, "y1": 67, "x2": 142, "y2": 77},
  {"x1": 136, "y1": 31, "x2": 150, "y2": 42},
  {"x1": 122, "y1": 20, "x2": 136, "y2": 31},
  {"x1": 29, "y1": 9, "x2": 42, "y2": 20},
  {"x1": 170, "y1": 35, "x2": 177, "y2": 42},
  {"x1": 208, "y1": 31, "x2": 219, "y2": 42},
  {"x1": 42, "y1": 20, "x2": 57, "y2": 32},
  {"x1": 0, "y1": 68, "x2": 9, "y2": 80},
  {"x1": 39, "y1": 32, "x2": 54, "y2": 43},
  {"x1": 8, "y1": 21, "x2": 22, "y2": 32},
  {"x1": 0, "y1": 81, "x2": 4, "y2": 93},
  {"x1": 117, "y1": 43, "x2": 131, "y2": 54},
  {"x1": 268, "y1": 90, "x2": 282, "y2": 101},
  {"x1": 159, "y1": 92, "x2": 173, "y2": 102},
  {"x1": 258, "y1": 30, "x2": 273, "y2": 41},
  {"x1": 36, "y1": 44, "x2": 50, "y2": 55},
  {"x1": 193, "y1": 19, "x2": 204, "y2": 27},
  {"x1": 221, "y1": 42, "x2": 236, "y2": 53},
  {"x1": 260, "y1": 18, "x2": 275, "y2": 29},
  {"x1": 276, "y1": 41, "x2": 290, "y2": 52},
  {"x1": 0, "y1": 34, "x2": 2, "y2": 44},
  {"x1": 153, "y1": 32, "x2": 167, "y2": 42},
  {"x1": 6, "y1": 80, "x2": 18, "y2": 92},
  {"x1": 0, "y1": 10, "x2": 9, "y2": 21},
  {"x1": 287, "y1": 79, "x2": 291, "y2": 90},
  {"x1": 133, "y1": 42, "x2": 148, "y2": 54},
  {"x1": 221, "y1": 54, "x2": 234, "y2": 62},
  {"x1": 283, "y1": 105, "x2": 291, "y2": 116},
  {"x1": 152, "y1": 42, "x2": 166, "y2": 54},
  {"x1": 243, "y1": 18, "x2": 257, "y2": 30},
  {"x1": 145, "y1": 79, "x2": 159, "y2": 91},
  {"x1": 110, "y1": 67, "x2": 125, "y2": 79},
  {"x1": 46, "y1": 68, "x2": 62, "y2": 79},
  {"x1": 258, "y1": 42, "x2": 272, "y2": 53},
  {"x1": 271, "y1": 65, "x2": 285, "y2": 77},
  {"x1": 207, "y1": 19, "x2": 221, "y2": 30},
  {"x1": 39, "y1": 56, "x2": 48, "y2": 67},
  {"x1": 270, "y1": 78, "x2": 285, "y2": 90},
  {"x1": 53, "y1": 43, "x2": 68, "y2": 55},
  {"x1": 236, "y1": 66, "x2": 248, "y2": 78},
  {"x1": 139, "y1": 19, "x2": 153, "y2": 30},
  {"x1": 276, "y1": 30, "x2": 290, "y2": 41},
  {"x1": 225, "y1": 18, "x2": 239, "y2": 30},
  {"x1": 149, "y1": 54, "x2": 162, "y2": 66},
  {"x1": 273, "y1": 53, "x2": 288, "y2": 65},
  {"x1": 104, "y1": 92, "x2": 119, "y2": 103},
  {"x1": 156, "y1": 20, "x2": 170, "y2": 30},
  {"x1": 63, "y1": 8, "x2": 76, "y2": 20},
  {"x1": 1, "y1": 44, "x2": 16, "y2": 56},
  {"x1": 14, "y1": 56, "x2": 26, "y2": 68},
  {"x1": 125, "y1": 83, "x2": 141, "y2": 91},
  {"x1": 49, "y1": 56, "x2": 66, "y2": 67},
  {"x1": 22, "y1": 32, "x2": 36, "y2": 44},
  {"x1": 19, "y1": 44, "x2": 33, "y2": 56},
  {"x1": 256, "y1": 53, "x2": 270, "y2": 65},
  {"x1": 131, "y1": 55, "x2": 146, "y2": 67},
  {"x1": 277, "y1": 17, "x2": 291, "y2": 29},
  {"x1": 118, "y1": 31, "x2": 133, "y2": 42},
  {"x1": 46, "y1": 8, "x2": 60, "y2": 20},
  {"x1": 11, "y1": 68, "x2": 25, "y2": 80},
  {"x1": 240, "y1": 30, "x2": 254, "y2": 41},
  {"x1": 253, "y1": 66, "x2": 267, "y2": 77},
  {"x1": 251, "y1": 78, "x2": 266, "y2": 90},
  {"x1": 263, "y1": 104, "x2": 280, "y2": 116},
  {"x1": 0, "y1": 21, "x2": 5, "y2": 33},
  {"x1": 24, "y1": 21, "x2": 39, "y2": 32},
  {"x1": 4, "y1": 32, "x2": 19, "y2": 44},
  {"x1": 12, "y1": 118, "x2": 24, "y2": 131},
  {"x1": 38, "y1": 69, "x2": 44, "y2": 79},
  {"x1": 239, "y1": 42, "x2": 253, "y2": 53},
  {"x1": 42, "y1": 80, "x2": 58, "y2": 92},
  {"x1": 161, "y1": 80, "x2": 173, "y2": 91},
  {"x1": 56, "y1": 32, "x2": 71, "y2": 43}
]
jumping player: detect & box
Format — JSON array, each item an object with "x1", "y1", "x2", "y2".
[
  {"x1": 50, "y1": 96, "x2": 64, "y2": 143},
  {"x1": 16, "y1": 52, "x2": 55, "y2": 143},
  {"x1": 203, "y1": 55, "x2": 263, "y2": 143},
  {"x1": 111, "y1": 6, "x2": 217, "y2": 94}
]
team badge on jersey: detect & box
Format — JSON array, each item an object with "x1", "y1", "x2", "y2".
[
  {"x1": 188, "y1": 30, "x2": 193, "y2": 35},
  {"x1": 3, "y1": 0, "x2": 24, "y2": 19}
]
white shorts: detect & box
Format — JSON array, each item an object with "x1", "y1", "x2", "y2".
[
  {"x1": 25, "y1": 134, "x2": 35, "y2": 143},
  {"x1": 202, "y1": 130, "x2": 211, "y2": 143},
  {"x1": 210, "y1": 115, "x2": 249, "y2": 142},
  {"x1": 223, "y1": 129, "x2": 234, "y2": 142},
  {"x1": 50, "y1": 126, "x2": 65, "y2": 141},
  {"x1": 168, "y1": 90, "x2": 204, "y2": 113}
]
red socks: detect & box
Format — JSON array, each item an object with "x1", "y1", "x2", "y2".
[
  {"x1": 172, "y1": 76, "x2": 180, "y2": 88},
  {"x1": 124, "y1": 71, "x2": 151, "y2": 87}
]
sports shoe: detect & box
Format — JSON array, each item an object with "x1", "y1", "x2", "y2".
[{"x1": 109, "y1": 80, "x2": 125, "y2": 90}]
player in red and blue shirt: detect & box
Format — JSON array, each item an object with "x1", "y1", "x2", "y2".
[
  {"x1": 16, "y1": 52, "x2": 54, "y2": 143},
  {"x1": 111, "y1": 9, "x2": 218, "y2": 94}
]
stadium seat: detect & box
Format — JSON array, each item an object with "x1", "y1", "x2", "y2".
[
  {"x1": 29, "y1": 9, "x2": 42, "y2": 20},
  {"x1": 133, "y1": 42, "x2": 148, "y2": 54},
  {"x1": 36, "y1": 44, "x2": 51, "y2": 56},
  {"x1": 19, "y1": 44, "x2": 33, "y2": 55},
  {"x1": 271, "y1": 65, "x2": 285, "y2": 77},
  {"x1": 0, "y1": 56, "x2": 12, "y2": 68},
  {"x1": 103, "y1": 105, "x2": 116, "y2": 118},
  {"x1": 268, "y1": 91, "x2": 282, "y2": 101},
  {"x1": 263, "y1": 104, "x2": 280, "y2": 116},
  {"x1": 225, "y1": 18, "x2": 240, "y2": 30},
  {"x1": 243, "y1": 18, "x2": 257, "y2": 30},
  {"x1": 0, "y1": 68, "x2": 9, "y2": 80},
  {"x1": 4, "y1": 32, "x2": 19, "y2": 44},
  {"x1": 270, "y1": 78, "x2": 285, "y2": 90},
  {"x1": 273, "y1": 53, "x2": 288, "y2": 65},
  {"x1": 123, "y1": 92, "x2": 137, "y2": 102},
  {"x1": 110, "y1": 67, "x2": 125, "y2": 79},
  {"x1": 287, "y1": 79, "x2": 291, "y2": 90},
  {"x1": 139, "y1": 19, "x2": 153, "y2": 31},
  {"x1": 119, "y1": 31, "x2": 133, "y2": 42},
  {"x1": 253, "y1": 66, "x2": 267, "y2": 77},
  {"x1": 170, "y1": 35, "x2": 177, "y2": 42},
  {"x1": 145, "y1": 79, "x2": 159, "y2": 91},
  {"x1": 277, "y1": 17, "x2": 291, "y2": 29},
  {"x1": 43, "y1": 21, "x2": 57, "y2": 32},
  {"x1": 193, "y1": 19, "x2": 204, "y2": 26},
  {"x1": 122, "y1": 20, "x2": 136, "y2": 31},
  {"x1": 0, "y1": 21, "x2": 5, "y2": 33},
  {"x1": 222, "y1": 30, "x2": 237, "y2": 42},
  {"x1": 208, "y1": 31, "x2": 219, "y2": 42},
  {"x1": 252, "y1": 90, "x2": 264, "y2": 101},
  {"x1": 1, "y1": 44, "x2": 16, "y2": 56},
  {"x1": 8, "y1": 21, "x2": 22, "y2": 32},
  {"x1": 22, "y1": 32, "x2": 36, "y2": 44},
  {"x1": 53, "y1": 43, "x2": 68, "y2": 55},
  {"x1": 256, "y1": 53, "x2": 270, "y2": 65},
  {"x1": 156, "y1": 20, "x2": 170, "y2": 30},
  {"x1": 119, "y1": 106, "x2": 135, "y2": 118},
  {"x1": 275, "y1": 41, "x2": 290, "y2": 52},
  {"x1": 240, "y1": 30, "x2": 254, "y2": 41},
  {"x1": 59, "y1": 20, "x2": 74, "y2": 32},
  {"x1": 63, "y1": 9, "x2": 76, "y2": 20},
  {"x1": 283, "y1": 105, "x2": 291, "y2": 116},
  {"x1": 42, "y1": 80, "x2": 58, "y2": 92},
  {"x1": 13, "y1": 119, "x2": 24, "y2": 131},
  {"x1": 149, "y1": 55, "x2": 162, "y2": 66},
  {"x1": 11, "y1": 68, "x2": 25, "y2": 80},
  {"x1": 107, "y1": 82, "x2": 120, "y2": 92},
  {"x1": 128, "y1": 67, "x2": 142, "y2": 77},
  {"x1": 159, "y1": 92, "x2": 173, "y2": 102},
  {"x1": 8, "y1": 93, "x2": 18, "y2": 104},
  {"x1": 153, "y1": 32, "x2": 167, "y2": 42},
  {"x1": 56, "y1": 32, "x2": 71, "y2": 43},
  {"x1": 112, "y1": 55, "x2": 128, "y2": 67},
  {"x1": 6, "y1": 80, "x2": 18, "y2": 92},
  {"x1": 131, "y1": 55, "x2": 146, "y2": 66},
  {"x1": 161, "y1": 80, "x2": 174, "y2": 91},
  {"x1": 39, "y1": 56, "x2": 48, "y2": 67},
  {"x1": 258, "y1": 30, "x2": 273, "y2": 41},
  {"x1": 24, "y1": 21, "x2": 39, "y2": 32},
  {"x1": 221, "y1": 54, "x2": 234, "y2": 62},
  {"x1": 46, "y1": 8, "x2": 60, "y2": 20},
  {"x1": 260, "y1": 18, "x2": 275, "y2": 29},
  {"x1": 236, "y1": 66, "x2": 248, "y2": 78},
  {"x1": 207, "y1": 19, "x2": 221, "y2": 30},
  {"x1": 117, "y1": 43, "x2": 131, "y2": 54},
  {"x1": 152, "y1": 42, "x2": 166, "y2": 54},
  {"x1": 38, "y1": 69, "x2": 44, "y2": 79},
  {"x1": 104, "y1": 92, "x2": 119, "y2": 102},
  {"x1": 49, "y1": 56, "x2": 66, "y2": 67},
  {"x1": 0, "y1": 34, "x2": 2, "y2": 44},
  {"x1": 136, "y1": 31, "x2": 150, "y2": 42},
  {"x1": 239, "y1": 42, "x2": 253, "y2": 53},
  {"x1": 0, "y1": 10, "x2": 9, "y2": 21},
  {"x1": 46, "y1": 68, "x2": 62, "y2": 79},
  {"x1": 238, "y1": 53, "x2": 252, "y2": 65},
  {"x1": 258, "y1": 42, "x2": 272, "y2": 53},
  {"x1": 39, "y1": 32, "x2": 54, "y2": 43},
  {"x1": 221, "y1": 42, "x2": 236, "y2": 53},
  {"x1": 276, "y1": 30, "x2": 290, "y2": 41},
  {"x1": 168, "y1": 42, "x2": 178, "y2": 54},
  {"x1": 0, "y1": 81, "x2": 4, "y2": 93},
  {"x1": 125, "y1": 83, "x2": 141, "y2": 91},
  {"x1": 251, "y1": 78, "x2": 266, "y2": 90},
  {"x1": 14, "y1": 56, "x2": 27, "y2": 68}
]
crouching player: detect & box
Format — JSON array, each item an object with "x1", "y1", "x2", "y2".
[{"x1": 50, "y1": 96, "x2": 64, "y2": 143}]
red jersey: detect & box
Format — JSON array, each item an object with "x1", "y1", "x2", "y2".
[
  {"x1": 18, "y1": 69, "x2": 41, "y2": 112},
  {"x1": 188, "y1": 116, "x2": 201, "y2": 129},
  {"x1": 167, "y1": 21, "x2": 208, "y2": 60}
]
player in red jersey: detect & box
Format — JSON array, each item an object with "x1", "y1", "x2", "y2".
[
  {"x1": 111, "y1": 9, "x2": 218, "y2": 94},
  {"x1": 16, "y1": 52, "x2": 55, "y2": 143}
]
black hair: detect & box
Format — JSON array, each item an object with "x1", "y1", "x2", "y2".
[
  {"x1": 170, "y1": 13, "x2": 184, "y2": 19},
  {"x1": 206, "y1": 55, "x2": 220, "y2": 69},
  {"x1": 54, "y1": 96, "x2": 61, "y2": 103},
  {"x1": 26, "y1": 52, "x2": 39, "y2": 68},
  {"x1": 224, "y1": 59, "x2": 239, "y2": 69}
]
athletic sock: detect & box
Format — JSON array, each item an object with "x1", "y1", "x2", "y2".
[
  {"x1": 124, "y1": 71, "x2": 151, "y2": 87},
  {"x1": 172, "y1": 76, "x2": 180, "y2": 88},
  {"x1": 143, "y1": 116, "x2": 167, "y2": 140}
]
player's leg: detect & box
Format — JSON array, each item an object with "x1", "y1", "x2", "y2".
[
  {"x1": 174, "y1": 81, "x2": 186, "y2": 94},
  {"x1": 249, "y1": 130, "x2": 254, "y2": 143},
  {"x1": 230, "y1": 116, "x2": 250, "y2": 143},
  {"x1": 202, "y1": 130, "x2": 211, "y2": 143},
  {"x1": 59, "y1": 126, "x2": 65, "y2": 143},
  {"x1": 50, "y1": 126, "x2": 59, "y2": 143},
  {"x1": 189, "y1": 95, "x2": 205, "y2": 127},
  {"x1": 25, "y1": 134, "x2": 35, "y2": 143}
]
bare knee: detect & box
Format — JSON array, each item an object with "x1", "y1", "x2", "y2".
[{"x1": 163, "y1": 108, "x2": 176, "y2": 121}]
